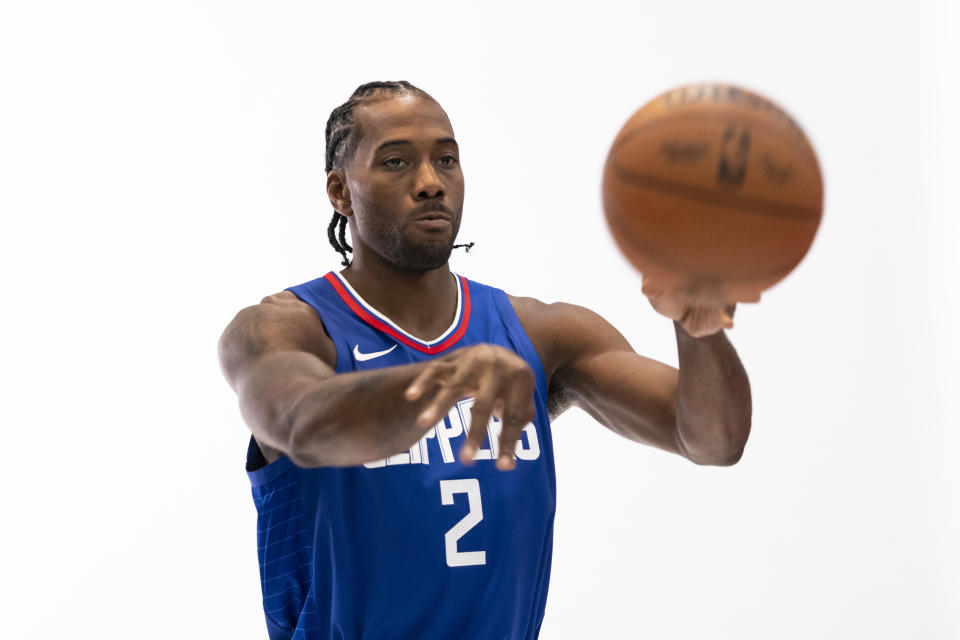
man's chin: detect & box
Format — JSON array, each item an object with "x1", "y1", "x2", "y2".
[
  {"x1": 405, "y1": 246, "x2": 453, "y2": 270},
  {"x1": 386, "y1": 238, "x2": 453, "y2": 271}
]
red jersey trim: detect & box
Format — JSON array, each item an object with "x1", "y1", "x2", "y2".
[{"x1": 323, "y1": 272, "x2": 471, "y2": 355}]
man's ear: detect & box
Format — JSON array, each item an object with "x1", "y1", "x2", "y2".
[{"x1": 326, "y1": 170, "x2": 353, "y2": 217}]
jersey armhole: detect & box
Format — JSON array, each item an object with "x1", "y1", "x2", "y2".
[
  {"x1": 246, "y1": 435, "x2": 296, "y2": 486},
  {"x1": 246, "y1": 434, "x2": 269, "y2": 472},
  {"x1": 284, "y1": 283, "x2": 349, "y2": 373},
  {"x1": 491, "y1": 290, "x2": 549, "y2": 400}
]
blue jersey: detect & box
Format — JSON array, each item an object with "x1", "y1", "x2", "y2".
[{"x1": 245, "y1": 271, "x2": 557, "y2": 640}]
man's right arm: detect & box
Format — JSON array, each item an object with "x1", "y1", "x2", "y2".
[
  {"x1": 217, "y1": 292, "x2": 537, "y2": 469},
  {"x1": 217, "y1": 292, "x2": 434, "y2": 467}
]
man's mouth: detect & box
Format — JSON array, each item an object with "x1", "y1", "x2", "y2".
[
  {"x1": 416, "y1": 212, "x2": 451, "y2": 222},
  {"x1": 413, "y1": 210, "x2": 453, "y2": 232},
  {"x1": 414, "y1": 199, "x2": 453, "y2": 219}
]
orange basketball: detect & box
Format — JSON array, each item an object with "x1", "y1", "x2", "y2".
[{"x1": 602, "y1": 83, "x2": 823, "y2": 303}]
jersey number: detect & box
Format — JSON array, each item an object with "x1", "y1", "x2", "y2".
[{"x1": 439, "y1": 479, "x2": 486, "y2": 567}]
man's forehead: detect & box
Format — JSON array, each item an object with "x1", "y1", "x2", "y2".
[{"x1": 354, "y1": 95, "x2": 454, "y2": 147}]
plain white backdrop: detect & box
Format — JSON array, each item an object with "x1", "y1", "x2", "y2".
[{"x1": 1, "y1": 1, "x2": 957, "y2": 638}]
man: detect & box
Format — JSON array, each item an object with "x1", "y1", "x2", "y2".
[{"x1": 217, "y1": 81, "x2": 751, "y2": 640}]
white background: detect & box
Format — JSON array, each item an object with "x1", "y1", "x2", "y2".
[{"x1": 1, "y1": 1, "x2": 957, "y2": 638}]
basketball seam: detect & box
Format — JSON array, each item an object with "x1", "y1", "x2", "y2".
[
  {"x1": 610, "y1": 109, "x2": 815, "y2": 152},
  {"x1": 608, "y1": 163, "x2": 822, "y2": 222}
]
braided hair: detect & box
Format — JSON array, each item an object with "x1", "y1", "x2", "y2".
[{"x1": 323, "y1": 81, "x2": 474, "y2": 266}]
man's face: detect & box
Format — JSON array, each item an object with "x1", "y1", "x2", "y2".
[{"x1": 343, "y1": 93, "x2": 465, "y2": 271}]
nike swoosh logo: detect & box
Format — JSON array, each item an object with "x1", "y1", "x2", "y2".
[{"x1": 353, "y1": 344, "x2": 398, "y2": 361}]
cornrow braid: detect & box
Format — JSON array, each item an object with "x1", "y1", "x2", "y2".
[
  {"x1": 325, "y1": 81, "x2": 430, "y2": 174},
  {"x1": 326, "y1": 213, "x2": 350, "y2": 266},
  {"x1": 323, "y1": 82, "x2": 429, "y2": 267},
  {"x1": 323, "y1": 81, "x2": 474, "y2": 265}
]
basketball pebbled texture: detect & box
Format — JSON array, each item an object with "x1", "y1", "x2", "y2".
[{"x1": 602, "y1": 83, "x2": 823, "y2": 302}]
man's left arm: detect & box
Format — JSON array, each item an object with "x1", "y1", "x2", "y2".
[
  {"x1": 516, "y1": 293, "x2": 751, "y2": 466},
  {"x1": 671, "y1": 320, "x2": 751, "y2": 465}
]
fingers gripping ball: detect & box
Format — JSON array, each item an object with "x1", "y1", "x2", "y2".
[{"x1": 602, "y1": 83, "x2": 824, "y2": 303}]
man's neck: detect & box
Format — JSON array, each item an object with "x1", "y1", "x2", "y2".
[{"x1": 339, "y1": 253, "x2": 458, "y2": 342}]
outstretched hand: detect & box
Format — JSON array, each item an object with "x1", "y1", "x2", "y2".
[
  {"x1": 641, "y1": 277, "x2": 755, "y2": 338},
  {"x1": 404, "y1": 344, "x2": 536, "y2": 470}
]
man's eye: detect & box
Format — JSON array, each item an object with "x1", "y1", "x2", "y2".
[
  {"x1": 383, "y1": 158, "x2": 405, "y2": 168},
  {"x1": 439, "y1": 155, "x2": 458, "y2": 166}
]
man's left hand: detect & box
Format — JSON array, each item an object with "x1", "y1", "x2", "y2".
[{"x1": 641, "y1": 277, "x2": 747, "y2": 338}]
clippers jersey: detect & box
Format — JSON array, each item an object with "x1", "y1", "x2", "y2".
[{"x1": 246, "y1": 271, "x2": 557, "y2": 640}]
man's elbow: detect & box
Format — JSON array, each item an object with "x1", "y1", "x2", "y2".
[
  {"x1": 680, "y1": 444, "x2": 745, "y2": 466},
  {"x1": 287, "y1": 411, "x2": 375, "y2": 469},
  {"x1": 287, "y1": 413, "x2": 341, "y2": 468},
  {"x1": 692, "y1": 445, "x2": 745, "y2": 467},
  {"x1": 677, "y1": 423, "x2": 749, "y2": 467}
]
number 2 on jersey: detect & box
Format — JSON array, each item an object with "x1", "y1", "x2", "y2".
[{"x1": 439, "y1": 479, "x2": 486, "y2": 567}]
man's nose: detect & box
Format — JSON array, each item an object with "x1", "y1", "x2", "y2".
[{"x1": 413, "y1": 161, "x2": 444, "y2": 200}]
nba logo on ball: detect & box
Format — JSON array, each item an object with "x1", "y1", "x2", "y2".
[{"x1": 602, "y1": 83, "x2": 824, "y2": 303}]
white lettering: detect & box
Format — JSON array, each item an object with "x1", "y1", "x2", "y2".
[
  {"x1": 487, "y1": 418, "x2": 502, "y2": 459},
  {"x1": 362, "y1": 399, "x2": 541, "y2": 469},
  {"x1": 515, "y1": 423, "x2": 540, "y2": 461},
  {"x1": 386, "y1": 450, "x2": 410, "y2": 466},
  {"x1": 457, "y1": 398, "x2": 493, "y2": 460},
  {"x1": 435, "y1": 409, "x2": 464, "y2": 463},
  {"x1": 418, "y1": 426, "x2": 435, "y2": 465}
]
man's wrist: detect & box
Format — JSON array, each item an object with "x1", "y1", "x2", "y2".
[{"x1": 674, "y1": 319, "x2": 725, "y2": 342}]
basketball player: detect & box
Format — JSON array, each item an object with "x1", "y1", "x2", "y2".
[{"x1": 217, "y1": 81, "x2": 751, "y2": 640}]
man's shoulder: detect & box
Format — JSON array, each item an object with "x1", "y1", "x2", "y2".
[
  {"x1": 259, "y1": 289, "x2": 305, "y2": 308},
  {"x1": 454, "y1": 273, "x2": 602, "y2": 334},
  {"x1": 231, "y1": 290, "x2": 321, "y2": 327},
  {"x1": 505, "y1": 293, "x2": 593, "y2": 330},
  {"x1": 260, "y1": 289, "x2": 303, "y2": 306},
  {"x1": 455, "y1": 275, "x2": 554, "y2": 322},
  {"x1": 220, "y1": 289, "x2": 334, "y2": 369},
  {"x1": 497, "y1": 293, "x2": 598, "y2": 380},
  {"x1": 504, "y1": 292, "x2": 546, "y2": 314}
]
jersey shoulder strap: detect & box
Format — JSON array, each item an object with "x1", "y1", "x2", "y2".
[
  {"x1": 285, "y1": 272, "x2": 355, "y2": 372},
  {"x1": 466, "y1": 278, "x2": 548, "y2": 397}
]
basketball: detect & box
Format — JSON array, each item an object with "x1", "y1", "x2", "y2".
[{"x1": 602, "y1": 83, "x2": 823, "y2": 303}]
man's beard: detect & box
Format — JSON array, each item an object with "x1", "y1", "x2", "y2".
[
  {"x1": 382, "y1": 226, "x2": 457, "y2": 270},
  {"x1": 375, "y1": 212, "x2": 462, "y2": 271}
]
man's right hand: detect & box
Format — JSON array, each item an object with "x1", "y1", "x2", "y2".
[{"x1": 404, "y1": 344, "x2": 537, "y2": 471}]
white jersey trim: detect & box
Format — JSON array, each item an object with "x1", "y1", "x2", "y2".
[{"x1": 330, "y1": 271, "x2": 463, "y2": 347}]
